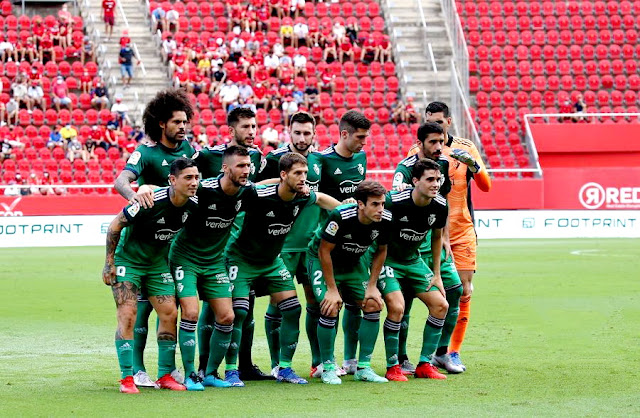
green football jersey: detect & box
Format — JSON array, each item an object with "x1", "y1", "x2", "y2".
[
  {"x1": 226, "y1": 185, "x2": 318, "y2": 265},
  {"x1": 170, "y1": 176, "x2": 252, "y2": 264},
  {"x1": 256, "y1": 145, "x2": 320, "y2": 252},
  {"x1": 392, "y1": 154, "x2": 451, "y2": 253},
  {"x1": 384, "y1": 190, "x2": 448, "y2": 263},
  {"x1": 115, "y1": 187, "x2": 198, "y2": 268},
  {"x1": 194, "y1": 144, "x2": 262, "y2": 181},
  {"x1": 307, "y1": 146, "x2": 367, "y2": 202},
  {"x1": 308, "y1": 203, "x2": 392, "y2": 266},
  {"x1": 124, "y1": 140, "x2": 195, "y2": 186}
]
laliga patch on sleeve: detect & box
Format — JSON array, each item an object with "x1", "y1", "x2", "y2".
[
  {"x1": 127, "y1": 151, "x2": 141, "y2": 165},
  {"x1": 127, "y1": 202, "x2": 140, "y2": 217},
  {"x1": 392, "y1": 172, "x2": 404, "y2": 187},
  {"x1": 325, "y1": 221, "x2": 339, "y2": 236}
]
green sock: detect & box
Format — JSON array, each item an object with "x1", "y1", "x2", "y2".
[
  {"x1": 357, "y1": 311, "x2": 380, "y2": 368},
  {"x1": 157, "y1": 339, "x2": 177, "y2": 379},
  {"x1": 383, "y1": 318, "x2": 401, "y2": 367},
  {"x1": 277, "y1": 297, "x2": 301, "y2": 368},
  {"x1": 115, "y1": 339, "x2": 134, "y2": 378},
  {"x1": 197, "y1": 302, "x2": 214, "y2": 372},
  {"x1": 305, "y1": 304, "x2": 321, "y2": 367},
  {"x1": 178, "y1": 319, "x2": 197, "y2": 377},
  {"x1": 238, "y1": 293, "x2": 255, "y2": 369},
  {"x1": 264, "y1": 304, "x2": 282, "y2": 369},
  {"x1": 206, "y1": 322, "x2": 233, "y2": 375},
  {"x1": 225, "y1": 299, "x2": 249, "y2": 371},
  {"x1": 439, "y1": 284, "x2": 463, "y2": 349},
  {"x1": 342, "y1": 304, "x2": 361, "y2": 361},
  {"x1": 317, "y1": 315, "x2": 337, "y2": 368},
  {"x1": 419, "y1": 315, "x2": 445, "y2": 363},
  {"x1": 398, "y1": 295, "x2": 414, "y2": 362},
  {"x1": 132, "y1": 300, "x2": 153, "y2": 373}
]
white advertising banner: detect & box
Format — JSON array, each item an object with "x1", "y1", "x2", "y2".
[{"x1": 0, "y1": 211, "x2": 639, "y2": 248}]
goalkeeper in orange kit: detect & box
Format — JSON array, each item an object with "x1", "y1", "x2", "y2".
[{"x1": 424, "y1": 102, "x2": 491, "y2": 370}]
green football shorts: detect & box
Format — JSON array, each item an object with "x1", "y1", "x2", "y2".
[
  {"x1": 422, "y1": 248, "x2": 462, "y2": 289},
  {"x1": 385, "y1": 258, "x2": 438, "y2": 295},
  {"x1": 169, "y1": 258, "x2": 232, "y2": 300},
  {"x1": 307, "y1": 255, "x2": 370, "y2": 303},
  {"x1": 115, "y1": 264, "x2": 175, "y2": 297},
  {"x1": 281, "y1": 251, "x2": 310, "y2": 285},
  {"x1": 225, "y1": 254, "x2": 295, "y2": 298}
]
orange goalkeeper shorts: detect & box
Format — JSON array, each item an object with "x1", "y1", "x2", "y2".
[{"x1": 451, "y1": 233, "x2": 477, "y2": 271}]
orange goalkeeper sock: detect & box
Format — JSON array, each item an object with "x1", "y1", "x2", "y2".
[{"x1": 449, "y1": 296, "x2": 471, "y2": 353}]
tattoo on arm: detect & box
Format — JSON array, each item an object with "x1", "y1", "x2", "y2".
[
  {"x1": 105, "y1": 212, "x2": 128, "y2": 263},
  {"x1": 115, "y1": 170, "x2": 138, "y2": 201},
  {"x1": 112, "y1": 281, "x2": 138, "y2": 307},
  {"x1": 157, "y1": 331, "x2": 177, "y2": 341}
]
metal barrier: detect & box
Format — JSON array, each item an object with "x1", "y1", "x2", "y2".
[
  {"x1": 440, "y1": 0, "x2": 469, "y2": 98},
  {"x1": 449, "y1": 59, "x2": 479, "y2": 144},
  {"x1": 381, "y1": 0, "x2": 408, "y2": 97}
]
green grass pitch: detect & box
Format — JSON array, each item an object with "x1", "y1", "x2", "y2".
[{"x1": 1, "y1": 239, "x2": 639, "y2": 416}]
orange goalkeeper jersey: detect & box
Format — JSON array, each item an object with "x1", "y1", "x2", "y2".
[{"x1": 407, "y1": 135, "x2": 491, "y2": 242}]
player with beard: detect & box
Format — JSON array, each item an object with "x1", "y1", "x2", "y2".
[
  {"x1": 168, "y1": 146, "x2": 253, "y2": 390},
  {"x1": 223, "y1": 153, "x2": 341, "y2": 386},
  {"x1": 103, "y1": 157, "x2": 199, "y2": 393},
  {"x1": 193, "y1": 107, "x2": 269, "y2": 381},
  {"x1": 114, "y1": 88, "x2": 195, "y2": 388}
]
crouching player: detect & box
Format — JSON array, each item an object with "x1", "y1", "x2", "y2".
[
  {"x1": 102, "y1": 158, "x2": 199, "y2": 393},
  {"x1": 380, "y1": 158, "x2": 451, "y2": 380},
  {"x1": 307, "y1": 180, "x2": 392, "y2": 385}
]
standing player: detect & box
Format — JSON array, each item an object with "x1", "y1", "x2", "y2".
[
  {"x1": 102, "y1": 158, "x2": 199, "y2": 394},
  {"x1": 379, "y1": 159, "x2": 451, "y2": 380},
  {"x1": 424, "y1": 102, "x2": 492, "y2": 371},
  {"x1": 224, "y1": 153, "x2": 340, "y2": 386},
  {"x1": 114, "y1": 88, "x2": 195, "y2": 388},
  {"x1": 255, "y1": 112, "x2": 323, "y2": 376},
  {"x1": 193, "y1": 107, "x2": 267, "y2": 381},
  {"x1": 307, "y1": 181, "x2": 392, "y2": 385},
  {"x1": 168, "y1": 146, "x2": 253, "y2": 390},
  {"x1": 307, "y1": 110, "x2": 370, "y2": 375}
]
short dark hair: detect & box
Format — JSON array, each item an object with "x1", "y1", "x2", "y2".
[
  {"x1": 289, "y1": 111, "x2": 316, "y2": 128},
  {"x1": 169, "y1": 157, "x2": 197, "y2": 176},
  {"x1": 143, "y1": 88, "x2": 193, "y2": 142},
  {"x1": 223, "y1": 144, "x2": 250, "y2": 162},
  {"x1": 339, "y1": 110, "x2": 371, "y2": 134},
  {"x1": 354, "y1": 180, "x2": 386, "y2": 205},
  {"x1": 425, "y1": 101, "x2": 450, "y2": 118},
  {"x1": 417, "y1": 122, "x2": 444, "y2": 143},
  {"x1": 279, "y1": 152, "x2": 307, "y2": 173},
  {"x1": 227, "y1": 107, "x2": 256, "y2": 127},
  {"x1": 411, "y1": 158, "x2": 441, "y2": 180}
]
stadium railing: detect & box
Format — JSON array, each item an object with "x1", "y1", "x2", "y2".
[
  {"x1": 417, "y1": 0, "x2": 440, "y2": 108},
  {"x1": 381, "y1": 0, "x2": 409, "y2": 98},
  {"x1": 440, "y1": 0, "x2": 468, "y2": 98}
]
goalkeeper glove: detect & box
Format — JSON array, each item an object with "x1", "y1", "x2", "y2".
[{"x1": 450, "y1": 148, "x2": 480, "y2": 173}]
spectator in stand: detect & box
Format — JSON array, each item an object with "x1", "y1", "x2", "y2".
[
  {"x1": 333, "y1": 22, "x2": 346, "y2": 43},
  {"x1": 166, "y1": 7, "x2": 180, "y2": 32},
  {"x1": 304, "y1": 84, "x2": 319, "y2": 108},
  {"x1": 87, "y1": 125, "x2": 105, "y2": 155},
  {"x1": 262, "y1": 123, "x2": 279, "y2": 148},
  {"x1": 151, "y1": 5, "x2": 167, "y2": 33},
  {"x1": 17, "y1": 36, "x2": 37, "y2": 62},
  {"x1": 173, "y1": 67, "x2": 188, "y2": 90},
  {"x1": 119, "y1": 30, "x2": 131, "y2": 48},
  {"x1": 4, "y1": 98, "x2": 19, "y2": 126},
  {"x1": 219, "y1": 80, "x2": 240, "y2": 111},
  {"x1": 81, "y1": 36, "x2": 95, "y2": 65},
  {"x1": 187, "y1": 71, "x2": 207, "y2": 95},
  {"x1": 1, "y1": 134, "x2": 25, "y2": 159},
  {"x1": 67, "y1": 135, "x2": 86, "y2": 162},
  {"x1": 13, "y1": 76, "x2": 32, "y2": 113},
  {"x1": 560, "y1": 100, "x2": 573, "y2": 123},
  {"x1": 111, "y1": 96, "x2": 130, "y2": 126},
  {"x1": 323, "y1": 34, "x2": 337, "y2": 62},
  {"x1": 404, "y1": 97, "x2": 419, "y2": 123},
  {"x1": 573, "y1": 94, "x2": 586, "y2": 122},
  {"x1": 238, "y1": 83, "x2": 254, "y2": 103},
  {"x1": 48, "y1": 126, "x2": 64, "y2": 149},
  {"x1": 269, "y1": 0, "x2": 284, "y2": 19},
  {"x1": 252, "y1": 82, "x2": 269, "y2": 109},
  {"x1": 280, "y1": 20, "x2": 294, "y2": 46},
  {"x1": 288, "y1": 0, "x2": 304, "y2": 18},
  {"x1": 293, "y1": 52, "x2": 307, "y2": 77},
  {"x1": 264, "y1": 51, "x2": 280, "y2": 75},
  {"x1": 120, "y1": 132, "x2": 138, "y2": 160},
  {"x1": 102, "y1": 0, "x2": 116, "y2": 40},
  {"x1": 273, "y1": 41, "x2": 284, "y2": 58},
  {"x1": 267, "y1": 80, "x2": 282, "y2": 110},
  {"x1": 361, "y1": 35, "x2": 378, "y2": 64},
  {"x1": 128, "y1": 125, "x2": 144, "y2": 143},
  {"x1": 318, "y1": 66, "x2": 335, "y2": 94},
  {"x1": 104, "y1": 122, "x2": 120, "y2": 149},
  {"x1": 119, "y1": 42, "x2": 140, "y2": 88},
  {"x1": 161, "y1": 34, "x2": 177, "y2": 63},
  {"x1": 229, "y1": 37, "x2": 246, "y2": 62},
  {"x1": 38, "y1": 172, "x2": 61, "y2": 196},
  {"x1": 391, "y1": 99, "x2": 408, "y2": 123},
  {"x1": 197, "y1": 52, "x2": 212, "y2": 78},
  {"x1": 346, "y1": 22, "x2": 359, "y2": 44},
  {"x1": 378, "y1": 35, "x2": 392, "y2": 63},
  {"x1": 339, "y1": 36, "x2": 355, "y2": 63},
  {"x1": 32, "y1": 16, "x2": 45, "y2": 46},
  {"x1": 52, "y1": 76, "x2": 72, "y2": 112},
  {"x1": 16, "y1": 174, "x2": 32, "y2": 196},
  {"x1": 282, "y1": 96, "x2": 298, "y2": 124},
  {"x1": 91, "y1": 81, "x2": 109, "y2": 109},
  {"x1": 60, "y1": 123, "x2": 79, "y2": 147},
  {"x1": 0, "y1": 34, "x2": 16, "y2": 62},
  {"x1": 80, "y1": 70, "x2": 93, "y2": 94},
  {"x1": 209, "y1": 65, "x2": 227, "y2": 97},
  {"x1": 27, "y1": 80, "x2": 45, "y2": 110},
  {"x1": 58, "y1": 18, "x2": 72, "y2": 49},
  {"x1": 293, "y1": 20, "x2": 309, "y2": 48},
  {"x1": 39, "y1": 34, "x2": 55, "y2": 62}
]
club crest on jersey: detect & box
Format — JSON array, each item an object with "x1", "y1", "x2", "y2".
[
  {"x1": 428, "y1": 214, "x2": 436, "y2": 225},
  {"x1": 162, "y1": 159, "x2": 169, "y2": 166},
  {"x1": 293, "y1": 206, "x2": 299, "y2": 216},
  {"x1": 325, "y1": 221, "x2": 339, "y2": 236},
  {"x1": 182, "y1": 213, "x2": 189, "y2": 223},
  {"x1": 127, "y1": 151, "x2": 141, "y2": 165},
  {"x1": 313, "y1": 164, "x2": 320, "y2": 175},
  {"x1": 250, "y1": 162, "x2": 256, "y2": 175},
  {"x1": 208, "y1": 204, "x2": 217, "y2": 210},
  {"x1": 235, "y1": 200, "x2": 242, "y2": 211},
  {"x1": 371, "y1": 230, "x2": 379, "y2": 240},
  {"x1": 357, "y1": 164, "x2": 364, "y2": 175}
]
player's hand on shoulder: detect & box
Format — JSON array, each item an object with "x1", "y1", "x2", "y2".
[
  {"x1": 341, "y1": 197, "x2": 356, "y2": 205},
  {"x1": 102, "y1": 262, "x2": 116, "y2": 286},
  {"x1": 393, "y1": 182, "x2": 410, "y2": 192},
  {"x1": 131, "y1": 184, "x2": 155, "y2": 208}
]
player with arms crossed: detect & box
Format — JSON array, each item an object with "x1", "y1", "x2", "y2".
[
  {"x1": 307, "y1": 110, "x2": 370, "y2": 375},
  {"x1": 194, "y1": 107, "x2": 267, "y2": 381},
  {"x1": 168, "y1": 146, "x2": 254, "y2": 390},
  {"x1": 424, "y1": 101, "x2": 492, "y2": 371},
  {"x1": 224, "y1": 153, "x2": 341, "y2": 386},
  {"x1": 103, "y1": 157, "x2": 199, "y2": 394},
  {"x1": 307, "y1": 180, "x2": 392, "y2": 385},
  {"x1": 379, "y1": 158, "x2": 451, "y2": 380},
  {"x1": 114, "y1": 88, "x2": 195, "y2": 388}
]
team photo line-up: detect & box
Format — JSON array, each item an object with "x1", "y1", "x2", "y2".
[{"x1": 102, "y1": 88, "x2": 491, "y2": 393}]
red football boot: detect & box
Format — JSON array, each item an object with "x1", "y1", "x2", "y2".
[
  {"x1": 119, "y1": 375, "x2": 140, "y2": 394},
  {"x1": 385, "y1": 365, "x2": 409, "y2": 382},
  {"x1": 156, "y1": 373, "x2": 187, "y2": 391},
  {"x1": 414, "y1": 362, "x2": 447, "y2": 380}
]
